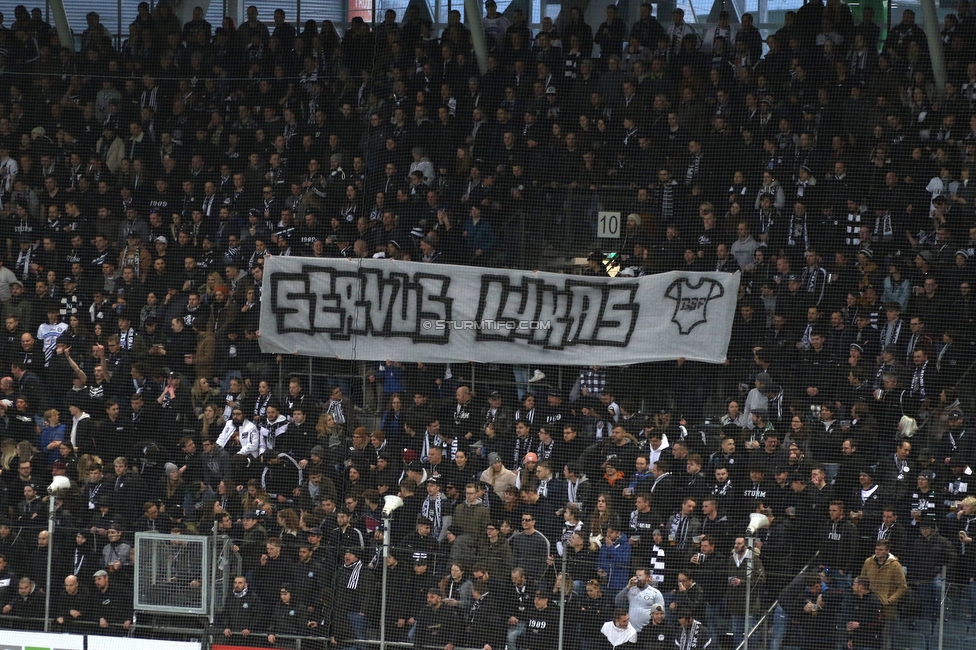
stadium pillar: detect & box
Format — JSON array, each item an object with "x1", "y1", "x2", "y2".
[
  {"x1": 464, "y1": 0, "x2": 490, "y2": 73},
  {"x1": 47, "y1": 0, "x2": 74, "y2": 52},
  {"x1": 177, "y1": 0, "x2": 213, "y2": 25},
  {"x1": 45, "y1": 476, "x2": 72, "y2": 631},
  {"x1": 919, "y1": 0, "x2": 946, "y2": 97},
  {"x1": 226, "y1": 0, "x2": 245, "y2": 28}
]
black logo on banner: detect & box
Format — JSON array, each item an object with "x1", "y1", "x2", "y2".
[
  {"x1": 473, "y1": 275, "x2": 639, "y2": 349},
  {"x1": 270, "y1": 265, "x2": 454, "y2": 344},
  {"x1": 664, "y1": 277, "x2": 725, "y2": 334},
  {"x1": 268, "y1": 265, "x2": 641, "y2": 349}
]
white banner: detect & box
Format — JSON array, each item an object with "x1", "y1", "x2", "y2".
[
  {"x1": 0, "y1": 631, "x2": 84, "y2": 650},
  {"x1": 259, "y1": 257, "x2": 739, "y2": 365},
  {"x1": 88, "y1": 639, "x2": 201, "y2": 650}
]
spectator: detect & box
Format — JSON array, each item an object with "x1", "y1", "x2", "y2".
[
  {"x1": 597, "y1": 521, "x2": 632, "y2": 591},
  {"x1": 859, "y1": 540, "x2": 907, "y2": 621},
  {"x1": 91, "y1": 569, "x2": 133, "y2": 634},
  {"x1": 614, "y1": 568, "x2": 664, "y2": 631},
  {"x1": 600, "y1": 608, "x2": 639, "y2": 649}
]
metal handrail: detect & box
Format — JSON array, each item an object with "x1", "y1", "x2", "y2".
[{"x1": 735, "y1": 550, "x2": 822, "y2": 650}]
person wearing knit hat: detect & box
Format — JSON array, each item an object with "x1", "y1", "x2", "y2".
[{"x1": 214, "y1": 285, "x2": 230, "y2": 296}]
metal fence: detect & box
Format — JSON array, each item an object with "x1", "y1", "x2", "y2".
[
  {"x1": 133, "y1": 531, "x2": 239, "y2": 618},
  {"x1": 8, "y1": 549, "x2": 976, "y2": 650}
]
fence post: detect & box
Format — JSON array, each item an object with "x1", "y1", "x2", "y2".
[
  {"x1": 938, "y1": 564, "x2": 947, "y2": 650},
  {"x1": 210, "y1": 519, "x2": 219, "y2": 626},
  {"x1": 557, "y1": 550, "x2": 567, "y2": 650},
  {"x1": 308, "y1": 356, "x2": 314, "y2": 400}
]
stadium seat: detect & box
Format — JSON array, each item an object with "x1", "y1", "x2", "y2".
[
  {"x1": 943, "y1": 620, "x2": 968, "y2": 638},
  {"x1": 897, "y1": 632, "x2": 926, "y2": 650},
  {"x1": 912, "y1": 618, "x2": 933, "y2": 637},
  {"x1": 941, "y1": 635, "x2": 963, "y2": 650}
]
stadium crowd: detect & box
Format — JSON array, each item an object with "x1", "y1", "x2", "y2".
[{"x1": 1, "y1": 0, "x2": 976, "y2": 648}]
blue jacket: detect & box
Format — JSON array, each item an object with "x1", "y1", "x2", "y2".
[
  {"x1": 462, "y1": 216, "x2": 496, "y2": 258},
  {"x1": 597, "y1": 534, "x2": 632, "y2": 591}
]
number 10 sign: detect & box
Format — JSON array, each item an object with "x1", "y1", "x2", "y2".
[{"x1": 598, "y1": 211, "x2": 621, "y2": 238}]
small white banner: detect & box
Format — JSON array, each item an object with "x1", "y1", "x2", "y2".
[
  {"x1": 0, "y1": 631, "x2": 84, "y2": 650},
  {"x1": 88, "y1": 638, "x2": 201, "y2": 650}
]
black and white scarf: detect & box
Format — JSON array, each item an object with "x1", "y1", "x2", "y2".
[
  {"x1": 15, "y1": 245, "x2": 34, "y2": 280},
  {"x1": 786, "y1": 213, "x2": 809, "y2": 249},
  {"x1": 119, "y1": 327, "x2": 136, "y2": 350},
  {"x1": 676, "y1": 619, "x2": 711, "y2": 649},
  {"x1": 513, "y1": 435, "x2": 535, "y2": 468},
  {"x1": 224, "y1": 391, "x2": 241, "y2": 420},
  {"x1": 344, "y1": 560, "x2": 363, "y2": 589},
  {"x1": 947, "y1": 429, "x2": 968, "y2": 454},
  {"x1": 911, "y1": 360, "x2": 929, "y2": 398},
  {"x1": 327, "y1": 399, "x2": 345, "y2": 425},
  {"x1": 649, "y1": 545, "x2": 667, "y2": 584},
  {"x1": 536, "y1": 439, "x2": 555, "y2": 461},
  {"x1": 669, "y1": 514, "x2": 690, "y2": 543},
  {"x1": 73, "y1": 548, "x2": 88, "y2": 576},
  {"x1": 254, "y1": 393, "x2": 273, "y2": 419},
  {"x1": 421, "y1": 496, "x2": 444, "y2": 536},
  {"x1": 880, "y1": 319, "x2": 903, "y2": 350}
]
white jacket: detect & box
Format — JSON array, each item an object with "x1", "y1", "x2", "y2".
[{"x1": 217, "y1": 418, "x2": 262, "y2": 457}]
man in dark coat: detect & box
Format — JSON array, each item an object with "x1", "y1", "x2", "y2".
[
  {"x1": 413, "y1": 586, "x2": 460, "y2": 650},
  {"x1": 53, "y1": 574, "x2": 91, "y2": 632},
  {"x1": 220, "y1": 575, "x2": 265, "y2": 640},
  {"x1": 1, "y1": 577, "x2": 44, "y2": 628},
  {"x1": 779, "y1": 572, "x2": 828, "y2": 650},
  {"x1": 464, "y1": 578, "x2": 506, "y2": 650},
  {"x1": 847, "y1": 576, "x2": 883, "y2": 650},
  {"x1": 91, "y1": 569, "x2": 133, "y2": 635}
]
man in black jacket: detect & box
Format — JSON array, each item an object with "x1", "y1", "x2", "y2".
[
  {"x1": 847, "y1": 576, "x2": 883, "y2": 650},
  {"x1": 413, "y1": 587, "x2": 459, "y2": 650},
  {"x1": 91, "y1": 569, "x2": 133, "y2": 635},
  {"x1": 906, "y1": 524, "x2": 957, "y2": 621},
  {"x1": 332, "y1": 548, "x2": 370, "y2": 648},
  {"x1": 1, "y1": 576, "x2": 44, "y2": 628},
  {"x1": 819, "y1": 501, "x2": 859, "y2": 584},
  {"x1": 53, "y1": 574, "x2": 90, "y2": 631},
  {"x1": 0, "y1": 553, "x2": 18, "y2": 608},
  {"x1": 465, "y1": 578, "x2": 506, "y2": 650},
  {"x1": 692, "y1": 536, "x2": 728, "y2": 622},
  {"x1": 780, "y1": 572, "x2": 828, "y2": 650},
  {"x1": 254, "y1": 537, "x2": 291, "y2": 606},
  {"x1": 523, "y1": 589, "x2": 559, "y2": 650},
  {"x1": 292, "y1": 538, "x2": 329, "y2": 619},
  {"x1": 221, "y1": 575, "x2": 264, "y2": 640}
]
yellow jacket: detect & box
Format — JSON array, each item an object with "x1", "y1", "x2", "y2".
[{"x1": 860, "y1": 553, "x2": 908, "y2": 618}]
